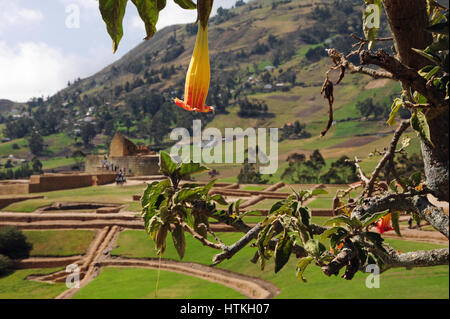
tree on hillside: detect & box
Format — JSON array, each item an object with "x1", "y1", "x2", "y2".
[
  {"x1": 31, "y1": 157, "x2": 43, "y2": 174},
  {"x1": 27, "y1": 131, "x2": 44, "y2": 156},
  {"x1": 71, "y1": 150, "x2": 86, "y2": 170},
  {"x1": 80, "y1": 123, "x2": 97, "y2": 147}
]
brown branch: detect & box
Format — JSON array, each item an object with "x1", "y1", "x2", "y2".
[
  {"x1": 383, "y1": 248, "x2": 449, "y2": 271},
  {"x1": 327, "y1": 48, "x2": 394, "y2": 79},
  {"x1": 354, "y1": 156, "x2": 370, "y2": 186},
  {"x1": 322, "y1": 240, "x2": 355, "y2": 277},
  {"x1": 360, "y1": 49, "x2": 446, "y2": 107},
  {"x1": 351, "y1": 191, "x2": 449, "y2": 239},
  {"x1": 176, "y1": 217, "x2": 226, "y2": 251},
  {"x1": 363, "y1": 120, "x2": 410, "y2": 196}
]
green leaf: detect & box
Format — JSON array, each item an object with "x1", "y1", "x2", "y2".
[
  {"x1": 423, "y1": 66, "x2": 441, "y2": 80},
  {"x1": 174, "y1": 188, "x2": 203, "y2": 203},
  {"x1": 171, "y1": 223, "x2": 186, "y2": 260},
  {"x1": 296, "y1": 256, "x2": 314, "y2": 282},
  {"x1": 131, "y1": 0, "x2": 166, "y2": 40},
  {"x1": 141, "y1": 181, "x2": 159, "y2": 209},
  {"x1": 412, "y1": 48, "x2": 442, "y2": 66},
  {"x1": 320, "y1": 226, "x2": 348, "y2": 241},
  {"x1": 389, "y1": 180, "x2": 398, "y2": 192},
  {"x1": 364, "y1": 231, "x2": 385, "y2": 250},
  {"x1": 325, "y1": 215, "x2": 362, "y2": 229},
  {"x1": 298, "y1": 207, "x2": 311, "y2": 227},
  {"x1": 304, "y1": 239, "x2": 326, "y2": 258},
  {"x1": 274, "y1": 232, "x2": 294, "y2": 273},
  {"x1": 234, "y1": 199, "x2": 243, "y2": 215},
  {"x1": 269, "y1": 200, "x2": 287, "y2": 215},
  {"x1": 330, "y1": 229, "x2": 348, "y2": 249},
  {"x1": 159, "y1": 151, "x2": 179, "y2": 176},
  {"x1": 203, "y1": 179, "x2": 216, "y2": 194},
  {"x1": 174, "y1": 0, "x2": 196, "y2": 9},
  {"x1": 154, "y1": 223, "x2": 169, "y2": 255},
  {"x1": 99, "y1": 0, "x2": 128, "y2": 53},
  {"x1": 409, "y1": 172, "x2": 422, "y2": 187},
  {"x1": 391, "y1": 211, "x2": 401, "y2": 236},
  {"x1": 361, "y1": 210, "x2": 390, "y2": 228},
  {"x1": 311, "y1": 188, "x2": 328, "y2": 196},
  {"x1": 210, "y1": 194, "x2": 228, "y2": 206},
  {"x1": 387, "y1": 98, "x2": 404, "y2": 127},
  {"x1": 178, "y1": 162, "x2": 209, "y2": 178},
  {"x1": 411, "y1": 110, "x2": 434, "y2": 147}
]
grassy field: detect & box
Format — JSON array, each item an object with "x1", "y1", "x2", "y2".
[
  {"x1": 73, "y1": 267, "x2": 246, "y2": 299},
  {"x1": 110, "y1": 229, "x2": 449, "y2": 299},
  {"x1": 24, "y1": 230, "x2": 96, "y2": 257},
  {"x1": 0, "y1": 268, "x2": 66, "y2": 299}
]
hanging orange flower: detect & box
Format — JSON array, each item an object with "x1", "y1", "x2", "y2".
[
  {"x1": 174, "y1": 24, "x2": 212, "y2": 113},
  {"x1": 376, "y1": 213, "x2": 394, "y2": 234},
  {"x1": 174, "y1": 1, "x2": 214, "y2": 113}
]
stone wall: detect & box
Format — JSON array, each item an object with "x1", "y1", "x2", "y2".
[
  {"x1": 85, "y1": 155, "x2": 160, "y2": 176},
  {"x1": 0, "y1": 181, "x2": 29, "y2": 196},
  {"x1": 0, "y1": 173, "x2": 117, "y2": 195},
  {"x1": 28, "y1": 173, "x2": 117, "y2": 193}
]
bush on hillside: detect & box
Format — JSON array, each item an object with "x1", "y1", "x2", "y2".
[
  {"x1": 0, "y1": 226, "x2": 33, "y2": 260},
  {"x1": 0, "y1": 254, "x2": 13, "y2": 277}
]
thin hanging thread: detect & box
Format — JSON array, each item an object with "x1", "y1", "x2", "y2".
[{"x1": 154, "y1": 253, "x2": 162, "y2": 299}]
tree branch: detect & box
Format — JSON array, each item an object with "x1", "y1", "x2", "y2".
[
  {"x1": 363, "y1": 120, "x2": 410, "y2": 196},
  {"x1": 351, "y1": 192, "x2": 449, "y2": 238},
  {"x1": 360, "y1": 49, "x2": 446, "y2": 107},
  {"x1": 383, "y1": 248, "x2": 449, "y2": 271},
  {"x1": 327, "y1": 48, "x2": 394, "y2": 80},
  {"x1": 176, "y1": 217, "x2": 226, "y2": 251}
]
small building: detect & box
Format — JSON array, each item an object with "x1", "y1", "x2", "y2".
[{"x1": 85, "y1": 132, "x2": 160, "y2": 176}]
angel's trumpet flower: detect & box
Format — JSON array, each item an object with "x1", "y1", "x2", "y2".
[
  {"x1": 376, "y1": 213, "x2": 394, "y2": 234},
  {"x1": 174, "y1": 25, "x2": 213, "y2": 112},
  {"x1": 174, "y1": 0, "x2": 214, "y2": 113}
]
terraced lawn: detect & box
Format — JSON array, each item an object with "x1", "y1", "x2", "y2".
[
  {"x1": 111, "y1": 230, "x2": 449, "y2": 299},
  {"x1": 24, "y1": 230, "x2": 97, "y2": 257},
  {"x1": 73, "y1": 267, "x2": 246, "y2": 299},
  {"x1": 0, "y1": 268, "x2": 66, "y2": 299}
]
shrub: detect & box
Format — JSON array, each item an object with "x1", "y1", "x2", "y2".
[
  {"x1": 0, "y1": 254, "x2": 13, "y2": 276},
  {"x1": 0, "y1": 226, "x2": 33, "y2": 260}
]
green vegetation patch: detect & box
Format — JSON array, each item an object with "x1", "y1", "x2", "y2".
[
  {"x1": 111, "y1": 230, "x2": 448, "y2": 299},
  {"x1": 24, "y1": 230, "x2": 96, "y2": 257},
  {"x1": 73, "y1": 267, "x2": 245, "y2": 299},
  {"x1": 0, "y1": 268, "x2": 66, "y2": 299}
]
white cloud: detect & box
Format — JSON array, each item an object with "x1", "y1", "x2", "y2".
[
  {"x1": 0, "y1": 1, "x2": 44, "y2": 32},
  {"x1": 0, "y1": 41, "x2": 85, "y2": 102}
]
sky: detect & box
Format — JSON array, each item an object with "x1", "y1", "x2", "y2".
[{"x1": 0, "y1": 0, "x2": 245, "y2": 102}]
